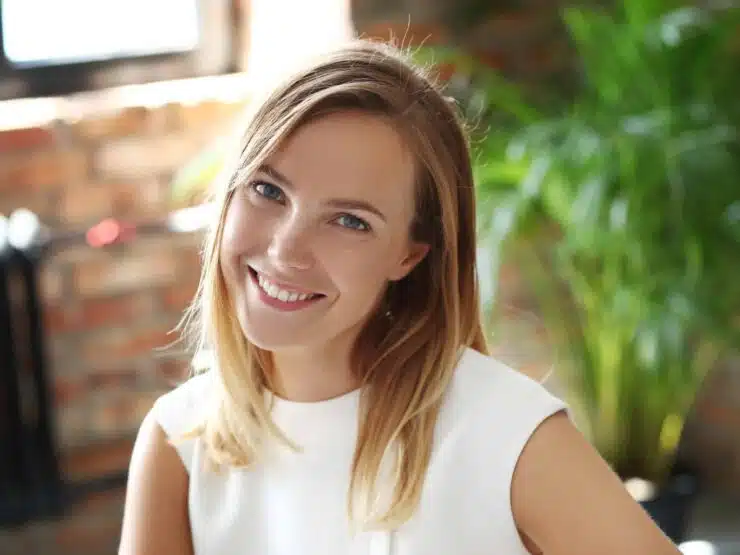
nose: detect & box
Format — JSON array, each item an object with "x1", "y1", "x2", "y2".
[{"x1": 266, "y1": 215, "x2": 315, "y2": 271}]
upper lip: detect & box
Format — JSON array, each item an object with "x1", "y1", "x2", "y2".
[{"x1": 249, "y1": 266, "x2": 323, "y2": 296}]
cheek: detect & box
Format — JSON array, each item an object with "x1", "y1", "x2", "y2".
[
  {"x1": 221, "y1": 200, "x2": 246, "y2": 254},
  {"x1": 219, "y1": 199, "x2": 262, "y2": 284},
  {"x1": 221, "y1": 197, "x2": 269, "y2": 255},
  {"x1": 319, "y1": 237, "x2": 399, "y2": 292}
]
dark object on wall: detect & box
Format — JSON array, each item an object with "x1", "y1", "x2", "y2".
[
  {"x1": 0, "y1": 219, "x2": 64, "y2": 525},
  {"x1": 0, "y1": 206, "x2": 209, "y2": 527}
]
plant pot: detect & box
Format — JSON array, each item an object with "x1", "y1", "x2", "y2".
[{"x1": 637, "y1": 473, "x2": 700, "y2": 544}]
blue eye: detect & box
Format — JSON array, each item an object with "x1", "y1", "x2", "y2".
[
  {"x1": 252, "y1": 181, "x2": 284, "y2": 202},
  {"x1": 335, "y1": 214, "x2": 370, "y2": 232}
]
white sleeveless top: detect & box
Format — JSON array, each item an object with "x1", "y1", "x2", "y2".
[{"x1": 152, "y1": 347, "x2": 567, "y2": 555}]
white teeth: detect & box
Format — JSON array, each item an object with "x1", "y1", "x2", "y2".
[{"x1": 255, "y1": 272, "x2": 315, "y2": 303}]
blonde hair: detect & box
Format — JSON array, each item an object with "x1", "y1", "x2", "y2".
[{"x1": 180, "y1": 39, "x2": 489, "y2": 529}]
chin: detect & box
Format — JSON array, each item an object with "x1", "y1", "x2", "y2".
[
  {"x1": 238, "y1": 317, "x2": 321, "y2": 352},
  {"x1": 233, "y1": 293, "x2": 375, "y2": 355}
]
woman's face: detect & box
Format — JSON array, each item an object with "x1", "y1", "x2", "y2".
[{"x1": 220, "y1": 111, "x2": 428, "y2": 352}]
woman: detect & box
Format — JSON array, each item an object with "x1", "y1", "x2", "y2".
[{"x1": 119, "y1": 40, "x2": 681, "y2": 554}]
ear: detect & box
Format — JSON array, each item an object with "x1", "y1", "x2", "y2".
[{"x1": 388, "y1": 241, "x2": 430, "y2": 281}]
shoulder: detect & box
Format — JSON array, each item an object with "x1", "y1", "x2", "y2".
[
  {"x1": 438, "y1": 347, "x2": 569, "y2": 474},
  {"x1": 447, "y1": 346, "x2": 567, "y2": 421},
  {"x1": 150, "y1": 371, "x2": 216, "y2": 472},
  {"x1": 152, "y1": 371, "x2": 215, "y2": 430},
  {"x1": 120, "y1": 389, "x2": 196, "y2": 554}
]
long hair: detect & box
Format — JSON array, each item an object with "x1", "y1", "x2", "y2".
[{"x1": 179, "y1": 39, "x2": 489, "y2": 529}]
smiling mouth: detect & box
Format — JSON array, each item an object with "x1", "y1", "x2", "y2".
[{"x1": 247, "y1": 266, "x2": 324, "y2": 304}]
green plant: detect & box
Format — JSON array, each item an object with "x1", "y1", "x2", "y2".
[{"x1": 423, "y1": 1, "x2": 740, "y2": 484}]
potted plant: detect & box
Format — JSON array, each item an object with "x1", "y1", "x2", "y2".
[{"x1": 419, "y1": 0, "x2": 740, "y2": 543}]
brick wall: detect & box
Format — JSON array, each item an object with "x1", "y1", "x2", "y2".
[
  {"x1": 0, "y1": 76, "x2": 248, "y2": 554},
  {"x1": 1, "y1": 87, "x2": 247, "y2": 447}
]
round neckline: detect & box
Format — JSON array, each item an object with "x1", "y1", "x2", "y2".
[
  {"x1": 269, "y1": 386, "x2": 360, "y2": 404},
  {"x1": 267, "y1": 386, "x2": 362, "y2": 417}
]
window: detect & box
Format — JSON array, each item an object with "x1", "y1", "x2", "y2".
[
  {"x1": 246, "y1": 0, "x2": 353, "y2": 85},
  {"x1": 0, "y1": 0, "x2": 234, "y2": 100}
]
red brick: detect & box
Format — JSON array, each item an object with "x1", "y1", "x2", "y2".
[
  {"x1": 470, "y1": 49, "x2": 508, "y2": 71},
  {"x1": 43, "y1": 304, "x2": 66, "y2": 332},
  {"x1": 94, "y1": 134, "x2": 197, "y2": 180},
  {"x1": 54, "y1": 515, "x2": 122, "y2": 555},
  {"x1": 40, "y1": 266, "x2": 66, "y2": 302},
  {"x1": 61, "y1": 437, "x2": 134, "y2": 481},
  {"x1": 44, "y1": 294, "x2": 151, "y2": 334},
  {"x1": 176, "y1": 244, "x2": 204, "y2": 271},
  {"x1": 86, "y1": 368, "x2": 139, "y2": 390},
  {"x1": 83, "y1": 326, "x2": 178, "y2": 366},
  {"x1": 44, "y1": 304, "x2": 77, "y2": 333},
  {"x1": 79, "y1": 294, "x2": 153, "y2": 329},
  {"x1": 471, "y1": 11, "x2": 549, "y2": 46},
  {"x1": 0, "y1": 126, "x2": 55, "y2": 152},
  {"x1": 0, "y1": 149, "x2": 88, "y2": 191},
  {"x1": 170, "y1": 100, "x2": 242, "y2": 131},
  {"x1": 71, "y1": 106, "x2": 156, "y2": 140},
  {"x1": 109, "y1": 178, "x2": 167, "y2": 219},
  {"x1": 115, "y1": 328, "x2": 179, "y2": 359},
  {"x1": 161, "y1": 282, "x2": 198, "y2": 311},
  {"x1": 49, "y1": 334, "x2": 72, "y2": 369},
  {"x1": 54, "y1": 377, "x2": 87, "y2": 407},
  {"x1": 164, "y1": 244, "x2": 204, "y2": 303},
  {"x1": 695, "y1": 400, "x2": 740, "y2": 429},
  {"x1": 89, "y1": 390, "x2": 160, "y2": 437},
  {"x1": 60, "y1": 183, "x2": 114, "y2": 226},
  {"x1": 70, "y1": 487, "x2": 126, "y2": 518},
  {"x1": 518, "y1": 40, "x2": 571, "y2": 76},
  {"x1": 73, "y1": 250, "x2": 178, "y2": 296},
  {"x1": 0, "y1": 190, "x2": 64, "y2": 226},
  {"x1": 57, "y1": 405, "x2": 90, "y2": 448}
]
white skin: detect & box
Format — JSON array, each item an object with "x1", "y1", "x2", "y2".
[
  {"x1": 219, "y1": 111, "x2": 428, "y2": 402},
  {"x1": 120, "y1": 110, "x2": 680, "y2": 555}
]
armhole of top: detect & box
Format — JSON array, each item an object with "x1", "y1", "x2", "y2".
[
  {"x1": 452, "y1": 349, "x2": 572, "y2": 554},
  {"x1": 505, "y1": 380, "x2": 569, "y2": 553},
  {"x1": 150, "y1": 373, "x2": 212, "y2": 474}
]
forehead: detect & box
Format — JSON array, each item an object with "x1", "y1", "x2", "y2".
[{"x1": 267, "y1": 111, "x2": 416, "y2": 204}]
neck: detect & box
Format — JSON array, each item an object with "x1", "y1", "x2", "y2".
[{"x1": 268, "y1": 337, "x2": 360, "y2": 402}]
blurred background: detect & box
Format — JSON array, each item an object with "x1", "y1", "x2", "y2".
[{"x1": 0, "y1": 0, "x2": 738, "y2": 553}]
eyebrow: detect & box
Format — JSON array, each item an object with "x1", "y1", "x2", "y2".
[
  {"x1": 257, "y1": 163, "x2": 388, "y2": 222},
  {"x1": 258, "y1": 164, "x2": 294, "y2": 188}
]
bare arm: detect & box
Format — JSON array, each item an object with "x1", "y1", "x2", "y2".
[
  {"x1": 119, "y1": 409, "x2": 194, "y2": 555},
  {"x1": 512, "y1": 411, "x2": 681, "y2": 555}
]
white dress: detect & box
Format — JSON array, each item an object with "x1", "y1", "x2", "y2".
[{"x1": 151, "y1": 347, "x2": 567, "y2": 554}]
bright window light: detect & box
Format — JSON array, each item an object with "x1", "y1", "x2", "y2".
[
  {"x1": 2, "y1": 0, "x2": 199, "y2": 68},
  {"x1": 246, "y1": 0, "x2": 353, "y2": 84},
  {"x1": 679, "y1": 540, "x2": 717, "y2": 555}
]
